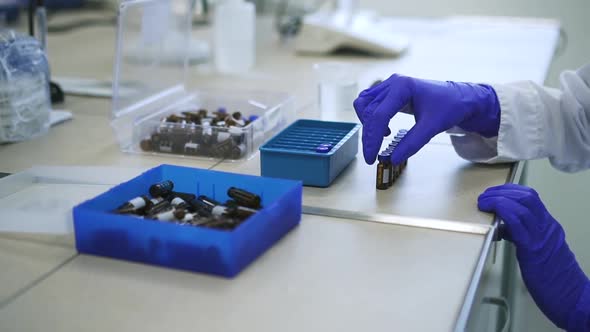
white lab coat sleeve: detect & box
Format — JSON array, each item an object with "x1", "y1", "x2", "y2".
[{"x1": 450, "y1": 64, "x2": 590, "y2": 173}]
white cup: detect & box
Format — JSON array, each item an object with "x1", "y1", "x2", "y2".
[{"x1": 313, "y1": 62, "x2": 358, "y2": 119}]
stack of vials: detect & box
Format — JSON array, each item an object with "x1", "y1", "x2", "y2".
[{"x1": 376, "y1": 129, "x2": 408, "y2": 190}]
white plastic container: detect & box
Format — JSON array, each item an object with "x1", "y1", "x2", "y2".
[
  {"x1": 111, "y1": 0, "x2": 293, "y2": 161},
  {"x1": 213, "y1": 0, "x2": 255, "y2": 73}
]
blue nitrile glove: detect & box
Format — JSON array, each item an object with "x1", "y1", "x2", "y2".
[
  {"x1": 478, "y1": 184, "x2": 590, "y2": 331},
  {"x1": 353, "y1": 74, "x2": 501, "y2": 165}
]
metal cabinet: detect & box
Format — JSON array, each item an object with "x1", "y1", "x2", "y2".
[{"x1": 464, "y1": 239, "x2": 512, "y2": 332}]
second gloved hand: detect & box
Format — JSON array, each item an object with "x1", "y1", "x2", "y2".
[
  {"x1": 478, "y1": 184, "x2": 590, "y2": 331},
  {"x1": 353, "y1": 74, "x2": 501, "y2": 165}
]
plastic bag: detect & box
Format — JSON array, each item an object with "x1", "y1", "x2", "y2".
[{"x1": 0, "y1": 29, "x2": 51, "y2": 143}]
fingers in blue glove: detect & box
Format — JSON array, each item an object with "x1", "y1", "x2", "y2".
[
  {"x1": 478, "y1": 195, "x2": 533, "y2": 247},
  {"x1": 361, "y1": 76, "x2": 414, "y2": 164},
  {"x1": 353, "y1": 95, "x2": 372, "y2": 125},
  {"x1": 359, "y1": 90, "x2": 393, "y2": 163},
  {"x1": 479, "y1": 185, "x2": 547, "y2": 229},
  {"x1": 359, "y1": 77, "x2": 390, "y2": 97},
  {"x1": 390, "y1": 121, "x2": 434, "y2": 166},
  {"x1": 355, "y1": 79, "x2": 392, "y2": 124},
  {"x1": 478, "y1": 187, "x2": 541, "y2": 228},
  {"x1": 384, "y1": 127, "x2": 391, "y2": 137},
  {"x1": 355, "y1": 84, "x2": 388, "y2": 125},
  {"x1": 481, "y1": 183, "x2": 539, "y2": 196}
]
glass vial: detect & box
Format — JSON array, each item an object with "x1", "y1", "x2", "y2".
[
  {"x1": 149, "y1": 180, "x2": 174, "y2": 198},
  {"x1": 376, "y1": 152, "x2": 391, "y2": 190}
]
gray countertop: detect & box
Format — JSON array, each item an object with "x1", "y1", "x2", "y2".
[
  {"x1": 0, "y1": 215, "x2": 485, "y2": 332},
  {"x1": 0, "y1": 235, "x2": 75, "y2": 306}
]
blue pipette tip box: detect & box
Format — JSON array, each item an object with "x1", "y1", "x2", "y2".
[
  {"x1": 259, "y1": 119, "x2": 360, "y2": 187},
  {"x1": 72, "y1": 164, "x2": 302, "y2": 278}
]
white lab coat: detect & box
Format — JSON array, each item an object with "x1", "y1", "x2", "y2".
[{"x1": 450, "y1": 64, "x2": 590, "y2": 172}]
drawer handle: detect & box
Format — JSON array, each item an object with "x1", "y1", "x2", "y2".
[{"x1": 483, "y1": 296, "x2": 510, "y2": 332}]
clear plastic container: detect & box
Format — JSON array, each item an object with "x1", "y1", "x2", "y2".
[
  {"x1": 111, "y1": 0, "x2": 294, "y2": 161},
  {"x1": 0, "y1": 30, "x2": 51, "y2": 143}
]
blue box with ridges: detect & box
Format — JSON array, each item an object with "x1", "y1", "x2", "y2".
[
  {"x1": 259, "y1": 119, "x2": 360, "y2": 187},
  {"x1": 73, "y1": 164, "x2": 302, "y2": 278}
]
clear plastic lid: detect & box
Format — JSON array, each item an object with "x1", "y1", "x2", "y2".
[{"x1": 112, "y1": 0, "x2": 193, "y2": 121}]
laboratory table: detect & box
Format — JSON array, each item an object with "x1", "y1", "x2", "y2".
[
  {"x1": 0, "y1": 215, "x2": 485, "y2": 332},
  {"x1": 0, "y1": 12, "x2": 558, "y2": 332}
]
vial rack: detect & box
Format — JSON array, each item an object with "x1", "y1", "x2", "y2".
[{"x1": 260, "y1": 119, "x2": 360, "y2": 187}]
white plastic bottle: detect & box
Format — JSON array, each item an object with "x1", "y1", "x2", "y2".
[{"x1": 213, "y1": 0, "x2": 255, "y2": 73}]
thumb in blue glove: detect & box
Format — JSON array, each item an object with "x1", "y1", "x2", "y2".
[
  {"x1": 478, "y1": 184, "x2": 590, "y2": 331},
  {"x1": 353, "y1": 74, "x2": 501, "y2": 165}
]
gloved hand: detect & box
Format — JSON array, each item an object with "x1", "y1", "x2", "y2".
[
  {"x1": 478, "y1": 184, "x2": 590, "y2": 331},
  {"x1": 353, "y1": 74, "x2": 501, "y2": 165}
]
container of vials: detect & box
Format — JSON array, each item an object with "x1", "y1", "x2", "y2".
[
  {"x1": 376, "y1": 129, "x2": 409, "y2": 190},
  {"x1": 110, "y1": 0, "x2": 294, "y2": 161},
  {"x1": 259, "y1": 119, "x2": 360, "y2": 187},
  {"x1": 73, "y1": 164, "x2": 302, "y2": 278}
]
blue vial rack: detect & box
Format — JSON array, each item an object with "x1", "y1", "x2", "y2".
[
  {"x1": 73, "y1": 164, "x2": 302, "y2": 278},
  {"x1": 260, "y1": 119, "x2": 360, "y2": 187}
]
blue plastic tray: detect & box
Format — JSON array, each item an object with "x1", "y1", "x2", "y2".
[
  {"x1": 73, "y1": 164, "x2": 302, "y2": 278},
  {"x1": 259, "y1": 119, "x2": 360, "y2": 187}
]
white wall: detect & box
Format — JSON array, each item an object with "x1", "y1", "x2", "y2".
[{"x1": 357, "y1": 0, "x2": 590, "y2": 331}]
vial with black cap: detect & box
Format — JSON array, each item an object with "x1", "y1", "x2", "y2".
[{"x1": 149, "y1": 180, "x2": 174, "y2": 198}]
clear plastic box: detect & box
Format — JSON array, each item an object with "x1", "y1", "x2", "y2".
[{"x1": 111, "y1": 0, "x2": 294, "y2": 161}]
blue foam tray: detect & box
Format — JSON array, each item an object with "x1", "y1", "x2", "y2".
[
  {"x1": 72, "y1": 164, "x2": 302, "y2": 278},
  {"x1": 259, "y1": 119, "x2": 360, "y2": 187}
]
